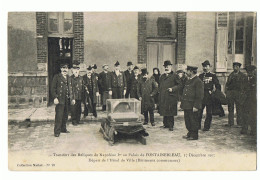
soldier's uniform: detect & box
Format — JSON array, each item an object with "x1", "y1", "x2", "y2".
[
  {"x1": 124, "y1": 61, "x2": 134, "y2": 98},
  {"x1": 225, "y1": 62, "x2": 247, "y2": 126},
  {"x1": 198, "y1": 60, "x2": 221, "y2": 131},
  {"x1": 99, "y1": 66, "x2": 111, "y2": 110},
  {"x1": 51, "y1": 63, "x2": 70, "y2": 137},
  {"x1": 181, "y1": 66, "x2": 204, "y2": 140},
  {"x1": 69, "y1": 61, "x2": 84, "y2": 125},
  {"x1": 110, "y1": 61, "x2": 127, "y2": 99}
]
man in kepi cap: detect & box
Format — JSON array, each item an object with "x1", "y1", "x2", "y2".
[
  {"x1": 124, "y1": 61, "x2": 134, "y2": 98},
  {"x1": 158, "y1": 60, "x2": 182, "y2": 131},
  {"x1": 109, "y1": 61, "x2": 127, "y2": 99},
  {"x1": 198, "y1": 60, "x2": 221, "y2": 131},
  {"x1": 225, "y1": 62, "x2": 247, "y2": 127},
  {"x1": 51, "y1": 62, "x2": 70, "y2": 137},
  {"x1": 69, "y1": 61, "x2": 84, "y2": 125},
  {"x1": 181, "y1": 65, "x2": 204, "y2": 140}
]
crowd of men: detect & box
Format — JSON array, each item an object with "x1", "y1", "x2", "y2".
[{"x1": 51, "y1": 59, "x2": 257, "y2": 140}]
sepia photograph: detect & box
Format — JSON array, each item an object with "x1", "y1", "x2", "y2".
[{"x1": 6, "y1": 9, "x2": 257, "y2": 171}]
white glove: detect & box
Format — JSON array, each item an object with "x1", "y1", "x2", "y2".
[
  {"x1": 109, "y1": 90, "x2": 112, "y2": 95},
  {"x1": 168, "y1": 88, "x2": 173, "y2": 92},
  {"x1": 54, "y1": 98, "x2": 59, "y2": 105},
  {"x1": 193, "y1": 107, "x2": 199, "y2": 112},
  {"x1": 96, "y1": 92, "x2": 100, "y2": 97},
  {"x1": 123, "y1": 89, "x2": 126, "y2": 95},
  {"x1": 139, "y1": 97, "x2": 142, "y2": 101},
  {"x1": 71, "y1": 99, "x2": 76, "y2": 105}
]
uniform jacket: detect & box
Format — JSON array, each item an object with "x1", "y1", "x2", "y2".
[
  {"x1": 109, "y1": 71, "x2": 127, "y2": 89},
  {"x1": 69, "y1": 74, "x2": 84, "y2": 101},
  {"x1": 83, "y1": 74, "x2": 99, "y2": 104},
  {"x1": 137, "y1": 77, "x2": 158, "y2": 112},
  {"x1": 244, "y1": 74, "x2": 257, "y2": 108},
  {"x1": 99, "y1": 71, "x2": 111, "y2": 92},
  {"x1": 158, "y1": 71, "x2": 182, "y2": 116},
  {"x1": 130, "y1": 74, "x2": 142, "y2": 98},
  {"x1": 180, "y1": 76, "x2": 204, "y2": 110},
  {"x1": 51, "y1": 73, "x2": 70, "y2": 105},
  {"x1": 124, "y1": 70, "x2": 134, "y2": 91},
  {"x1": 199, "y1": 72, "x2": 221, "y2": 104}
]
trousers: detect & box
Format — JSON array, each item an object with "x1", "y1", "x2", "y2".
[
  {"x1": 54, "y1": 99, "x2": 69, "y2": 135},
  {"x1": 184, "y1": 110, "x2": 199, "y2": 138}
]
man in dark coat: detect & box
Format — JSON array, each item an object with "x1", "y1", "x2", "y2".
[
  {"x1": 69, "y1": 61, "x2": 84, "y2": 125},
  {"x1": 181, "y1": 66, "x2": 204, "y2": 140},
  {"x1": 83, "y1": 66, "x2": 100, "y2": 118},
  {"x1": 130, "y1": 66, "x2": 141, "y2": 99},
  {"x1": 225, "y1": 62, "x2": 247, "y2": 127},
  {"x1": 198, "y1": 60, "x2": 221, "y2": 131},
  {"x1": 137, "y1": 69, "x2": 158, "y2": 126},
  {"x1": 158, "y1": 60, "x2": 182, "y2": 131},
  {"x1": 99, "y1": 64, "x2": 111, "y2": 111},
  {"x1": 124, "y1": 61, "x2": 134, "y2": 98},
  {"x1": 241, "y1": 65, "x2": 257, "y2": 135},
  {"x1": 109, "y1": 61, "x2": 127, "y2": 99},
  {"x1": 51, "y1": 63, "x2": 70, "y2": 137}
]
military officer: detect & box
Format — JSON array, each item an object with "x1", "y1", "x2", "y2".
[
  {"x1": 225, "y1": 62, "x2": 247, "y2": 127},
  {"x1": 51, "y1": 62, "x2": 70, "y2": 137},
  {"x1": 83, "y1": 66, "x2": 100, "y2": 118},
  {"x1": 181, "y1": 66, "x2": 204, "y2": 140},
  {"x1": 241, "y1": 65, "x2": 257, "y2": 135},
  {"x1": 99, "y1": 64, "x2": 111, "y2": 111},
  {"x1": 198, "y1": 60, "x2": 221, "y2": 131},
  {"x1": 69, "y1": 61, "x2": 84, "y2": 126},
  {"x1": 130, "y1": 66, "x2": 141, "y2": 99},
  {"x1": 124, "y1": 61, "x2": 134, "y2": 98},
  {"x1": 109, "y1": 61, "x2": 127, "y2": 99},
  {"x1": 158, "y1": 60, "x2": 182, "y2": 131}
]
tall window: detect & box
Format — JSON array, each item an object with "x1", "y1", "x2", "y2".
[
  {"x1": 48, "y1": 12, "x2": 73, "y2": 35},
  {"x1": 228, "y1": 12, "x2": 245, "y2": 55}
]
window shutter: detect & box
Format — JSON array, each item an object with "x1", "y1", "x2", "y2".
[{"x1": 215, "y1": 12, "x2": 228, "y2": 72}]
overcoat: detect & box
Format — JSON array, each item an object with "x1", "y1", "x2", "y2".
[
  {"x1": 69, "y1": 74, "x2": 84, "y2": 101},
  {"x1": 158, "y1": 71, "x2": 182, "y2": 116},
  {"x1": 51, "y1": 73, "x2": 70, "y2": 104},
  {"x1": 99, "y1": 71, "x2": 111, "y2": 92},
  {"x1": 83, "y1": 74, "x2": 99, "y2": 104},
  {"x1": 130, "y1": 74, "x2": 142, "y2": 99}
]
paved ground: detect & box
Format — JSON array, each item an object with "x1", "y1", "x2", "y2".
[{"x1": 8, "y1": 110, "x2": 256, "y2": 154}]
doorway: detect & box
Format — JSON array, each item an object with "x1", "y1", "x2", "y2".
[{"x1": 48, "y1": 37, "x2": 73, "y2": 105}]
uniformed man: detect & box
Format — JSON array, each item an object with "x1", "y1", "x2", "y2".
[
  {"x1": 158, "y1": 60, "x2": 182, "y2": 131},
  {"x1": 69, "y1": 61, "x2": 84, "y2": 126},
  {"x1": 241, "y1": 65, "x2": 257, "y2": 135},
  {"x1": 109, "y1": 61, "x2": 127, "y2": 99},
  {"x1": 181, "y1": 66, "x2": 204, "y2": 140},
  {"x1": 130, "y1": 66, "x2": 141, "y2": 99},
  {"x1": 83, "y1": 66, "x2": 100, "y2": 118},
  {"x1": 51, "y1": 63, "x2": 70, "y2": 137},
  {"x1": 124, "y1": 61, "x2": 134, "y2": 98},
  {"x1": 198, "y1": 60, "x2": 221, "y2": 131},
  {"x1": 137, "y1": 68, "x2": 158, "y2": 126},
  {"x1": 99, "y1": 64, "x2": 111, "y2": 111},
  {"x1": 225, "y1": 62, "x2": 247, "y2": 127}
]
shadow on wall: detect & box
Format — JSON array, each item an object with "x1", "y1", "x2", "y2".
[{"x1": 8, "y1": 26, "x2": 37, "y2": 72}]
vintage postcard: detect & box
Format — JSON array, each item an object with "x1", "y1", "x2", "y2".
[{"x1": 8, "y1": 11, "x2": 257, "y2": 171}]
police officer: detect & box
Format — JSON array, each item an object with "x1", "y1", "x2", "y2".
[
  {"x1": 109, "y1": 61, "x2": 127, "y2": 99},
  {"x1": 99, "y1": 64, "x2": 111, "y2": 111},
  {"x1": 69, "y1": 61, "x2": 84, "y2": 126},
  {"x1": 83, "y1": 66, "x2": 100, "y2": 118},
  {"x1": 225, "y1": 62, "x2": 247, "y2": 127},
  {"x1": 241, "y1": 65, "x2": 257, "y2": 135},
  {"x1": 130, "y1": 66, "x2": 141, "y2": 99},
  {"x1": 181, "y1": 66, "x2": 204, "y2": 140},
  {"x1": 51, "y1": 63, "x2": 70, "y2": 137},
  {"x1": 124, "y1": 61, "x2": 134, "y2": 98},
  {"x1": 198, "y1": 60, "x2": 221, "y2": 131}
]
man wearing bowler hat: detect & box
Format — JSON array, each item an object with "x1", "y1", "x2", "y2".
[
  {"x1": 109, "y1": 61, "x2": 127, "y2": 99},
  {"x1": 181, "y1": 65, "x2": 204, "y2": 140},
  {"x1": 51, "y1": 62, "x2": 70, "y2": 137},
  {"x1": 225, "y1": 62, "x2": 247, "y2": 127},
  {"x1": 158, "y1": 60, "x2": 182, "y2": 131},
  {"x1": 198, "y1": 60, "x2": 221, "y2": 131},
  {"x1": 124, "y1": 61, "x2": 134, "y2": 98}
]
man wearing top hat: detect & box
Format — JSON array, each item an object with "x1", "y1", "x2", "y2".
[
  {"x1": 130, "y1": 66, "x2": 142, "y2": 99},
  {"x1": 158, "y1": 60, "x2": 182, "y2": 131},
  {"x1": 124, "y1": 61, "x2": 134, "y2": 98},
  {"x1": 241, "y1": 65, "x2": 257, "y2": 135},
  {"x1": 109, "y1": 61, "x2": 127, "y2": 99},
  {"x1": 181, "y1": 65, "x2": 204, "y2": 140},
  {"x1": 198, "y1": 60, "x2": 221, "y2": 131},
  {"x1": 69, "y1": 61, "x2": 84, "y2": 126},
  {"x1": 99, "y1": 64, "x2": 111, "y2": 111},
  {"x1": 225, "y1": 62, "x2": 247, "y2": 127},
  {"x1": 83, "y1": 65, "x2": 100, "y2": 118},
  {"x1": 51, "y1": 62, "x2": 70, "y2": 137}
]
